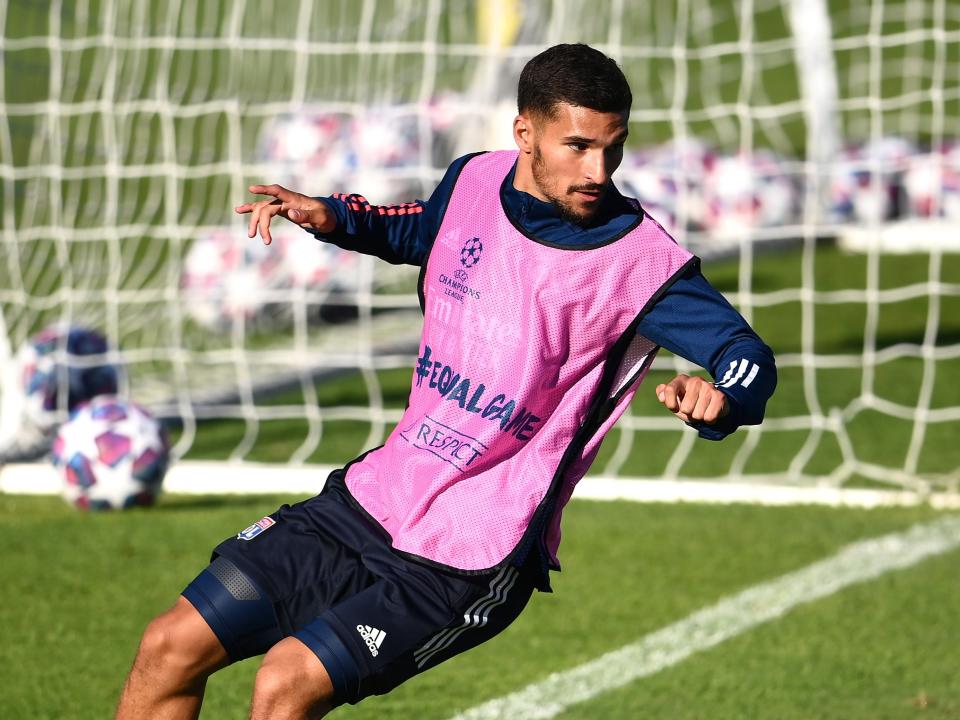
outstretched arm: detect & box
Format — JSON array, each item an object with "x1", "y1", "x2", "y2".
[
  {"x1": 312, "y1": 193, "x2": 429, "y2": 265},
  {"x1": 236, "y1": 182, "x2": 428, "y2": 264},
  {"x1": 236, "y1": 154, "x2": 477, "y2": 267},
  {"x1": 313, "y1": 153, "x2": 478, "y2": 265}
]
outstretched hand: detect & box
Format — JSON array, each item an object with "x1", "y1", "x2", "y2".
[
  {"x1": 234, "y1": 184, "x2": 336, "y2": 245},
  {"x1": 656, "y1": 374, "x2": 729, "y2": 425}
]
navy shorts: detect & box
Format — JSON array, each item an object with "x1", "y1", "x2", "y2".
[{"x1": 182, "y1": 471, "x2": 536, "y2": 704}]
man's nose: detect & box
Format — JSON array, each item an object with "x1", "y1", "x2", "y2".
[{"x1": 585, "y1": 150, "x2": 609, "y2": 186}]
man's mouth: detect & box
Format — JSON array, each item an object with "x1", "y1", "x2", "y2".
[
  {"x1": 573, "y1": 189, "x2": 602, "y2": 202},
  {"x1": 570, "y1": 187, "x2": 603, "y2": 201}
]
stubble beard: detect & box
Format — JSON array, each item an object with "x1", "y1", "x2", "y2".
[{"x1": 532, "y1": 145, "x2": 599, "y2": 227}]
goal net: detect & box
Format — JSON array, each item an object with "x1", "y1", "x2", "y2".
[{"x1": 1, "y1": 0, "x2": 958, "y2": 500}]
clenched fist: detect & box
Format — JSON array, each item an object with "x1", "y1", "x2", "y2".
[{"x1": 655, "y1": 374, "x2": 729, "y2": 425}]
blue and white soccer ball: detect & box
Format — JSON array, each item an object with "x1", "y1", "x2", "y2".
[
  {"x1": 619, "y1": 150, "x2": 684, "y2": 235},
  {"x1": 702, "y1": 150, "x2": 798, "y2": 237},
  {"x1": 829, "y1": 137, "x2": 915, "y2": 224},
  {"x1": 349, "y1": 107, "x2": 421, "y2": 171},
  {"x1": 180, "y1": 228, "x2": 285, "y2": 330},
  {"x1": 619, "y1": 139, "x2": 714, "y2": 235},
  {"x1": 51, "y1": 395, "x2": 170, "y2": 511},
  {"x1": 16, "y1": 325, "x2": 119, "y2": 432},
  {"x1": 272, "y1": 225, "x2": 361, "y2": 293},
  {"x1": 258, "y1": 111, "x2": 351, "y2": 182},
  {"x1": 257, "y1": 100, "x2": 463, "y2": 207},
  {"x1": 180, "y1": 226, "x2": 362, "y2": 330},
  {"x1": 902, "y1": 144, "x2": 960, "y2": 220}
]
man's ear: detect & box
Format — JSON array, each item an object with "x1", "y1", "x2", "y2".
[{"x1": 513, "y1": 114, "x2": 535, "y2": 154}]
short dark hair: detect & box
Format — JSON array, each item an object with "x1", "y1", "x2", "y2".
[{"x1": 517, "y1": 43, "x2": 632, "y2": 120}]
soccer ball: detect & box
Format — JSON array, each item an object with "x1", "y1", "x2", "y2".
[
  {"x1": 619, "y1": 149, "x2": 683, "y2": 235},
  {"x1": 16, "y1": 325, "x2": 119, "y2": 432},
  {"x1": 619, "y1": 139, "x2": 714, "y2": 235},
  {"x1": 257, "y1": 100, "x2": 462, "y2": 207},
  {"x1": 902, "y1": 144, "x2": 960, "y2": 219},
  {"x1": 180, "y1": 226, "x2": 363, "y2": 331},
  {"x1": 52, "y1": 395, "x2": 170, "y2": 511},
  {"x1": 258, "y1": 111, "x2": 351, "y2": 179},
  {"x1": 180, "y1": 229, "x2": 285, "y2": 330},
  {"x1": 271, "y1": 225, "x2": 362, "y2": 294},
  {"x1": 350, "y1": 107, "x2": 421, "y2": 172},
  {"x1": 702, "y1": 150, "x2": 798, "y2": 237},
  {"x1": 829, "y1": 137, "x2": 914, "y2": 224}
]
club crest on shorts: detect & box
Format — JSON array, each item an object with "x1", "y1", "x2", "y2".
[{"x1": 237, "y1": 516, "x2": 276, "y2": 541}]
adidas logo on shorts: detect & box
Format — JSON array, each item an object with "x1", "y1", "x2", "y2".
[{"x1": 356, "y1": 624, "x2": 387, "y2": 657}]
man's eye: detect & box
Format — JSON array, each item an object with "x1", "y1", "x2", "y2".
[{"x1": 568, "y1": 143, "x2": 587, "y2": 152}]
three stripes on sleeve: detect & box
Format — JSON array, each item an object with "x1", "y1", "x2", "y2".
[{"x1": 714, "y1": 358, "x2": 760, "y2": 389}]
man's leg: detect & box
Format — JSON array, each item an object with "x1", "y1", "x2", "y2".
[
  {"x1": 249, "y1": 637, "x2": 336, "y2": 720},
  {"x1": 115, "y1": 596, "x2": 230, "y2": 720},
  {"x1": 116, "y1": 554, "x2": 285, "y2": 720}
]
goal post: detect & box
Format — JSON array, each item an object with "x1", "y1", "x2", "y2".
[{"x1": 1, "y1": 0, "x2": 958, "y2": 503}]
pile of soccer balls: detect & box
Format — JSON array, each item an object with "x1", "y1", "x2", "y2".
[
  {"x1": 618, "y1": 136, "x2": 960, "y2": 239},
  {"x1": 180, "y1": 98, "x2": 464, "y2": 332},
  {"x1": 11, "y1": 324, "x2": 170, "y2": 511},
  {"x1": 180, "y1": 226, "x2": 360, "y2": 331},
  {"x1": 618, "y1": 139, "x2": 801, "y2": 240}
]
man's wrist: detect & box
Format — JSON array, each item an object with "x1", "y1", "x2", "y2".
[{"x1": 312, "y1": 197, "x2": 342, "y2": 235}]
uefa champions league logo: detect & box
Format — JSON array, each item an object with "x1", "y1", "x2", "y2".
[
  {"x1": 437, "y1": 236, "x2": 482, "y2": 304},
  {"x1": 460, "y1": 237, "x2": 483, "y2": 268}
]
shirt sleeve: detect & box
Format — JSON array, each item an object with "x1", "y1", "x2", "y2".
[
  {"x1": 308, "y1": 153, "x2": 475, "y2": 267},
  {"x1": 637, "y1": 265, "x2": 777, "y2": 440}
]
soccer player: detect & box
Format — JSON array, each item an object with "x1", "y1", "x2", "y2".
[{"x1": 116, "y1": 44, "x2": 775, "y2": 719}]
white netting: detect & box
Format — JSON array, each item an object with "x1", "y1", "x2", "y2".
[{"x1": 1, "y1": 0, "x2": 958, "y2": 495}]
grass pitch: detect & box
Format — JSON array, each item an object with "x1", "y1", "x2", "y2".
[
  {"x1": 3, "y1": 4, "x2": 959, "y2": 717},
  {"x1": 0, "y1": 493, "x2": 957, "y2": 719}
]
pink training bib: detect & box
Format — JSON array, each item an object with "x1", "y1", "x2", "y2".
[{"x1": 344, "y1": 151, "x2": 693, "y2": 572}]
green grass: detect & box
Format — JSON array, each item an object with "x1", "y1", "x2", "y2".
[
  {"x1": 3, "y1": 5, "x2": 959, "y2": 718},
  {"x1": 571, "y1": 550, "x2": 960, "y2": 720},
  {"x1": 0, "y1": 493, "x2": 954, "y2": 719}
]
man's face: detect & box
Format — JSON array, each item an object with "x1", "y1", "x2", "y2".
[{"x1": 526, "y1": 103, "x2": 629, "y2": 225}]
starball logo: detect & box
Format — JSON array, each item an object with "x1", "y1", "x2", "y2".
[
  {"x1": 460, "y1": 237, "x2": 483, "y2": 268},
  {"x1": 438, "y1": 237, "x2": 482, "y2": 303}
]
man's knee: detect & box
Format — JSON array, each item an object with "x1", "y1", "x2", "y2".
[
  {"x1": 136, "y1": 597, "x2": 229, "y2": 681},
  {"x1": 252, "y1": 638, "x2": 335, "y2": 718}
]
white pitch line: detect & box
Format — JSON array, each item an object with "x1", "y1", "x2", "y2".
[{"x1": 449, "y1": 515, "x2": 960, "y2": 720}]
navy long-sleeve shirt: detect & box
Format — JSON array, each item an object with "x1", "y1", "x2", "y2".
[{"x1": 312, "y1": 154, "x2": 776, "y2": 439}]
